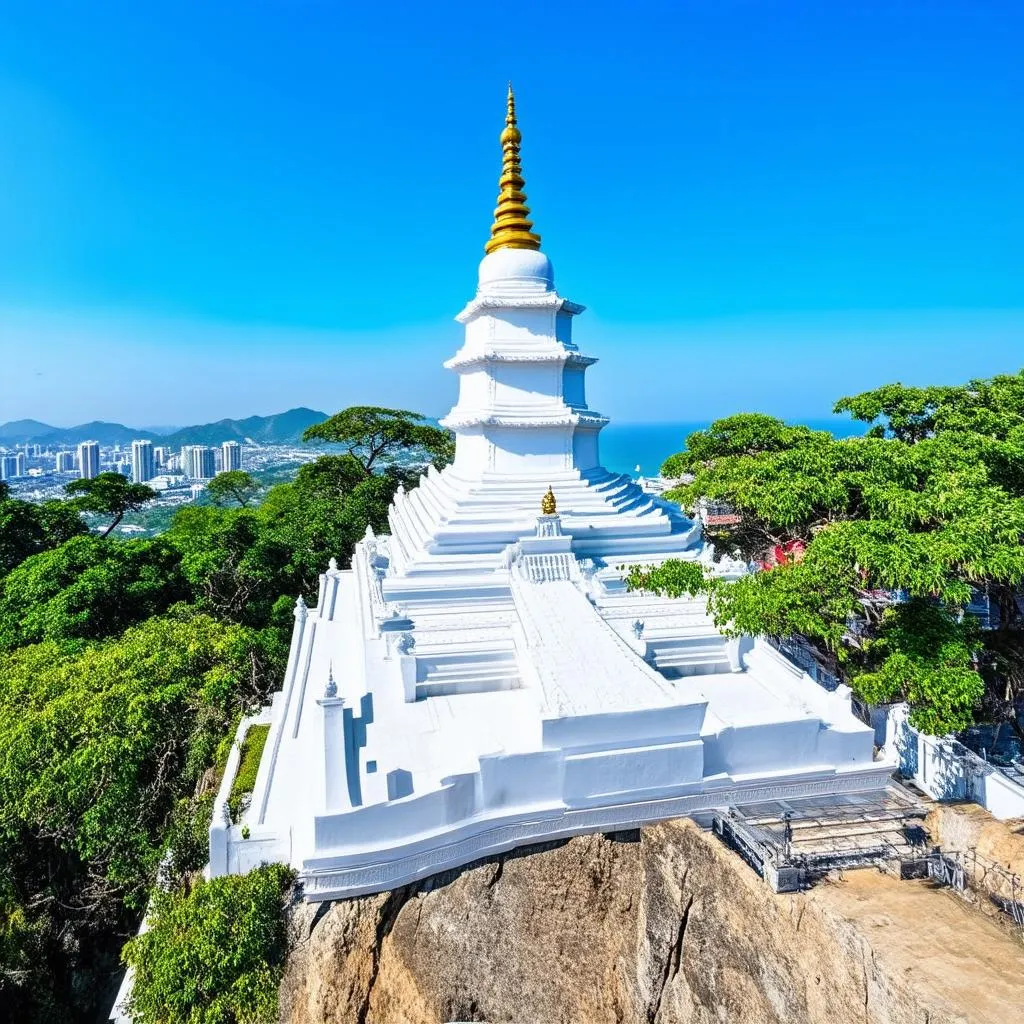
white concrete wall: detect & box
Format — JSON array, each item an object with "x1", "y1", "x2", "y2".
[
  {"x1": 885, "y1": 703, "x2": 1024, "y2": 820},
  {"x1": 571, "y1": 425, "x2": 600, "y2": 472},
  {"x1": 490, "y1": 362, "x2": 563, "y2": 408},
  {"x1": 562, "y1": 365, "x2": 586, "y2": 408}
]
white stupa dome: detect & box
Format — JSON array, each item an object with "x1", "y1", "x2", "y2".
[{"x1": 477, "y1": 246, "x2": 554, "y2": 295}]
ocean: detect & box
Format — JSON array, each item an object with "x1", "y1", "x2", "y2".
[{"x1": 599, "y1": 419, "x2": 867, "y2": 477}]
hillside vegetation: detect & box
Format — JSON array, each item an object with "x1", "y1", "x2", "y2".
[
  {"x1": 631, "y1": 370, "x2": 1024, "y2": 738},
  {"x1": 0, "y1": 408, "x2": 451, "y2": 1023}
]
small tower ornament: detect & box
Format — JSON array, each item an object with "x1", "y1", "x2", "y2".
[
  {"x1": 324, "y1": 661, "x2": 338, "y2": 699},
  {"x1": 541, "y1": 486, "x2": 557, "y2": 516}
]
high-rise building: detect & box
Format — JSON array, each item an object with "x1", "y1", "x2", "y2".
[
  {"x1": 0, "y1": 455, "x2": 18, "y2": 481},
  {"x1": 15, "y1": 453, "x2": 26, "y2": 477},
  {"x1": 153, "y1": 446, "x2": 170, "y2": 469},
  {"x1": 221, "y1": 440, "x2": 242, "y2": 472},
  {"x1": 77, "y1": 441, "x2": 100, "y2": 480},
  {"x1": 190, "y1": 446, "x2": 216, "y2": 480},
  {"x1": 56, "y1": 451, "x2": 77, "y2": 473},
  {"x1": 131, "y1": 439, "x2": 155, "y2": 483},
  {"x1": 180, "y1": 446, "x2": 195, "y2": 478}
]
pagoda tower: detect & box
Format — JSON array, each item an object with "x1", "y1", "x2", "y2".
[
  {"x1": 385, "y1": 88, "x2": 700, "y2": 586},
  {"x1": 442, "y1": 86, "x2": 607, "y2": 478}
]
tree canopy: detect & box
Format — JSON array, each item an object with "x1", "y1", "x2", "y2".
[
  {"x1": 0, "y1": 535, "x2": 189, "y2": 651},
  {"x1": 65, "y1": 473, "x2": 157, "y2": 537},
  {"x1": 0, "y1": 407, "x2": 439, "y2": 1021},
  {"x1": 0, "y1": 493, "x2": 86, "y2": 576},
  {"x1": 631, "y1": 370, "x2": 1024, "y2": 737},
  {"x1": 124, "y1": 863, "x2": 294, "y2": 1024},
  {"x1": 205, "y1": 470, "x2": 260, "y2": 508},
  {"x1": 302, "y1": 405, "x2": 454, "y2": 476}
]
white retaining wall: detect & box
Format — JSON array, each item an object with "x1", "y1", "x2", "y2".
[{"x1": 885, "y1": 704, "x2": 1024, "y2": 820}]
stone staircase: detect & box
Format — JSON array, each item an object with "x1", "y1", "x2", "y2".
[{"x1": 413, "y1": 649, "x2": 521, "y2": 700}]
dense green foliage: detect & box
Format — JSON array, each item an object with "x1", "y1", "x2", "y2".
[
  {"x1": 0, "y1": 536, "x2": 189, "y2": 651},
  {"x1": 229, "y1": 725, "x2": 271, "y2": 822},
  {"x1": 632, "y1": 371, "x2": 1024, "y2": 736},
  {"x1": 0, "y1": 406, "x2": 446, "y2": 1022},
  {"x1": 0, "y1": 490, "x2": 86, "y2": 574},
  {"x1": 124, "y1": 863, "x2": 294, "y2": 1024}
]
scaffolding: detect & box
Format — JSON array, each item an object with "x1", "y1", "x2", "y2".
[
  {"x1": 711, "y1": 787, "x2": 929, "y2": 893},
  {"x1": 711, "y1": 787, "x2": 1024, "y2": 936}
]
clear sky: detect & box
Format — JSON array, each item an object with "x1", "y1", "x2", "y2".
[{"x1": 0, "y1": 1, "x2": 1021, "y2": 427}]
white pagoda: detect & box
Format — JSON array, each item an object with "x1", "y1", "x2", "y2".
[{"x1": 211, "y1": 89, "x2": 890, "y2": 899}]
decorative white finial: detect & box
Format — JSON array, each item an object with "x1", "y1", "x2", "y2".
[
  {"x1": 324, "y1": 662, "x2": 338, "y2": 699},
  {"x1": 328, "y1": 556, "x2": 338, "y2": 572},
  {"x1": 294, "y1": 594, "x2": 308, "y2": 621}
]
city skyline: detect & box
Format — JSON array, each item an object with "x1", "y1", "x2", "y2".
[{"x1": 1, "y1": 2, "x2": 1021, "y2": 425}]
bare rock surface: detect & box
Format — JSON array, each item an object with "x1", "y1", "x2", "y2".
[{"x1": 279, "y1": 819, "x2": 1024, "y2": 1024}]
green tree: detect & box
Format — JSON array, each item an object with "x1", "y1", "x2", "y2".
[
  {"x1": 206, "y1": 469, "x2": 260, "y2": 508},
  {"x1": 0, "y1": 496, "x2": 86, "y2": 578},
  {"x1": 0, "y1": 535, "x2": 188, "y2": 651},
  {"x1": 257, "y1": 458, "x2": 395, "y2": 589},
  {"x1": 167, "y1": 506, "x2": 297, "y2": 627},
  {"x1": 633, "y1": 370, "x2": 1024, "y2": 736},
  {"x1": 124, "y1": 863, "x2": 294, "y2": 1024},
  {"x1": 302, "y1": 405, "x2": 454, "y2": 476},
  {"x1": 65, "y1": 473, "x2": 157, "y2": 538},
  {"x1": 0, "y1": 608, "x2": 285, "y2": 1021}
]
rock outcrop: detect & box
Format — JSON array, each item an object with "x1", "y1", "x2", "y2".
[{"x1": 279, "y1": 819, "x2": 1024, "y2": 1023}]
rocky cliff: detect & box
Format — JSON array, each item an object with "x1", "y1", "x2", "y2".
[{"x1": 279, "y1": 818, "x2": 1024, "y2": 1024}]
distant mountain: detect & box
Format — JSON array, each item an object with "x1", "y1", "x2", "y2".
[
  {"x1": 0, "y1": 408, "x2": 328, "y2": 448},
  {"x1": 0, "y1": 419, "x2": 57, "y2": 441},
  {"x1": 163, "y1": 408, "x2": 328, "y2": 447}
]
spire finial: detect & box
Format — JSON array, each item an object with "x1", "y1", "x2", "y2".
[
  {"x1": 541, "y1": 486, "x2": 556, "y2": 516},
  {"x1": 484, "y1": 84, "x2": 542, "y2": 254}
]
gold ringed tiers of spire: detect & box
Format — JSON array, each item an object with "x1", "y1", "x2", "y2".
[{"x1": 484, "y1": 85, "x2": 542, "y2": 254}]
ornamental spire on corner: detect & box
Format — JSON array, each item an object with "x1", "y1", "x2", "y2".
[{"x1": 484, "y1": 84, "x2": 542, "y2": 254}]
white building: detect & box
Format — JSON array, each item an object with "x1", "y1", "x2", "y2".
[
  {"x1": 221, "y1": 440, "x2": 242, "y2": 472},
  {"x1": 130, "y1": 439, "x2": 155, "y2": 483},
  {"x1": 153, "y1": 446, "x2": 170, "y2": 469},
  {"x1": 190, "y1": 446, "x2": 216, "y2": 480},
  {"x1": 56, "y1": 451, "x2": 77, "y2": 473},
  {"x1": 211, "y1": 89, "x2": 889, "y2": 900},
  {"x1": 77, "y1": 441, "x2": 100, "y2": 480},
  {"x1": 0, "y1": 455, "x2": 18, "y2": 481}
]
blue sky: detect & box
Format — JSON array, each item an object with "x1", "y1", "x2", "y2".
[{"x1": 0, "y1": 1, "x2": 1021, "y2": 427}]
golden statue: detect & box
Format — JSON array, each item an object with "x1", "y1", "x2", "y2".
[
  {"x1": 484, "y1": 85, "x2": 542, "y2": 254},
  {"x1": 541, "y1": 486, "x2": 557, "y2": 516}
]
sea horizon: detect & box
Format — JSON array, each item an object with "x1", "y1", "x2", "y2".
[{"x1": 600, "y1": 418, "x2": 867, "y2": 476}]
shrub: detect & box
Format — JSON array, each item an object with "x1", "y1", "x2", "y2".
[
  {"x1": 124, "y1": 863, "x2": 294, "y2": 1024},
  {"x1": 228, "y1": 725, "x2": 271, "y2": 822}
]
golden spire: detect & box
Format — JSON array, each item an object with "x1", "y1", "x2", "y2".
[
  {"x1": 484, "y1": 84, "x2": 542, "y2": 254},
  {"x1": 541, "y1": 486, "x2": 557, "y2": 516}
]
